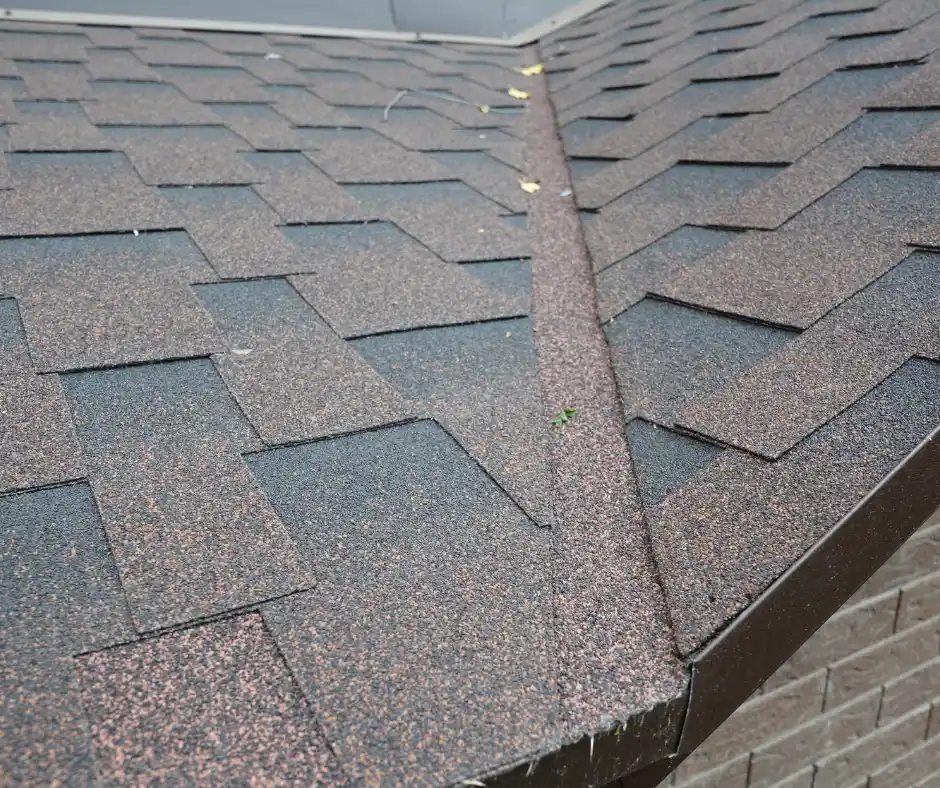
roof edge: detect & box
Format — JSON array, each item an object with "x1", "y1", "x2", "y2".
[
  {"x1": 677, "y1": 422, "x2": 940, "y2": 755},
  {"x1": 0, "y1": 0, "x2": 611, "y2": 47}
]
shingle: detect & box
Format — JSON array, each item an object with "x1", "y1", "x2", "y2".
[
  {"x1": 605, "y1": 298, "x2": 796, "y2": 424},
  {"x1": 626, "y1": 419, "x2": 723, "y2": 508},
  {"x1": 430, "y1": 151, "x2": 527, "y2": 213},
  {"x1": 83, "y1": 26, "x2": 140, "y2": 47},
  {"x1": 699, "y1": 28, "x2": 830, "y2": 78},
  {"x1": 237, "y1": 53, "x2": 307, "y2": 85},
  {"x1": 0, "y1": 484, "x2": 134, "y2": 785},
  {"x1": 0, "y1": 374, "x2": 84, "y2": 493},
  {"x1": 197, "y1": 31, "x2": 273, "y2": 55},
  {"x1": 115, "y1": 131, "x2": 259, "y2": 186},
  {"x1": 689, "y1": 66, "x2": 918, "y2": 164},
  {"x1": 597, "y1": 226, "x2": 741, "y2": 322},
  {"x1": 84, "y1": 48, "x2": 160, "y2": 81},
  {"x1": 76, "y1": 614, "x2": 344, "y2": 785},
  {"x1": 8, "y1": 116, "x2": 111, "y2": 152},
  {"x1": 661, "y1": 168, "x2": 940, "y2": 328},
  {"x1": 584, "y1": 162, "x2": 781, "y2": 270},
  {"x1": 462, "y1": 257, "x2": 533, "y2": 307},
  {"x1": 570, "y1": 77, "x2": 772, "y2": 159},
  {"x1": 359, "y1": 106, "x2": 493, "y2": 152},
  {"x1": 650, "y1": 357, "x2": 940, "y2": 654},
  {"x1": 21, "y1": 65, "x2": 91, "y2": 100},
  {"x1": 163, "y1": 186, "x2": 302, "y2": 278},
  {"x1": 354, "y1": 318, "x2": 553, "y2": 525},
  {"x1": 83, "y1": 81, "x2": 220, "y2": 125},
  {"x1": 0, "y1": 32, "x2": 88, "y2": 62},
  {"x1": 680, "y1": 250, "x2": 940, "y2": 458},
  {"x1": 158, "y1": 65, "x2": 269, "y2": 103},
  {"x1": 700, "y1": 108, "x2": 940, "y2": 229},
  {"x1": 63, "y1": 359, "x2": 309, "y2": 631},
  {"x1": 251, "y1": 421, "x2": 557, "y2": 786},
  {"x1": 270, "y1": 86, "x2": 356, "y2": 125},
  {"x1": 576, "y1": 115, "x2": 738, "y2": 209},
  {"x1": 305, "y1": 136, "x2": 453, "y2": 184},
  {"x1": 0, "y1": 297, "x2": 29, "y2": 371},
  {"x1": 344, "y1": 182, "x2": 531, "y2": 262},
  {"x1": 0, "y1": 152, "x2": 179, "y2": 236},
  {"x1": 248, "y1": 152, "x2": 374, "y2": 223},
  {"x1": 211, "y1": 102, "x2": 305, "y2": 150},
  {"x1": 0, "y1": 232, "x2": 220, "y2": 372},
  {"x1": 133, "y1": 39, "x2": 238, "y2": 67},
  {"x1": 194, "y1": 279, "x2": 413, "y2": 445},
  {"x1": 286, "y1": 222, "x2": 526, "y2": 337}
]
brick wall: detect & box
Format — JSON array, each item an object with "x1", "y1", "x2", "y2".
[{"x1": 665, "y1": 511, "x2": 940, "y2": 788}]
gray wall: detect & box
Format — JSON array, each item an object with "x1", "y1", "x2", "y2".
[{"x1": 668, "y1": 512, "x2": 940, "y2": 788}]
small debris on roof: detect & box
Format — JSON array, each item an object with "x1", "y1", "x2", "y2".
[{"x1": 517, "y1": 63, "x2": 544, "y2": 76}]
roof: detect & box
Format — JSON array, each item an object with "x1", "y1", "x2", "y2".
[{"x1": 2, "y1": 1, "x2": 940, "y2": 786}]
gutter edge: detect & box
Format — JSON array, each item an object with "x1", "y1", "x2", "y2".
[{"x1": 0, "y1": 1, "x2": 612, "y2": 47}]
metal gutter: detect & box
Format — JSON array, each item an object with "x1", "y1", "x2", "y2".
[
  {"x1": 678, "y1": 424, "x2": 940, "y2": 754},
  {"x1": 0, "y1": 0, "x2": 612, "y2": 47}
]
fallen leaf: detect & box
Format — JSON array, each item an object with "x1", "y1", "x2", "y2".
[
  {"x1": 551, "y1": 408, "x2": 578, "y2": 427},
  {"x1": 508, "y1": 86, "x2": 530, "y2": 100},
  {"x1": 517, "y1": 63, "x2": 544, "y2": 76},
  {"x1": 519, "y1": 179, "x2": 541, "y2": 193},
  {"x1": 479, "y1": 104, "x2": 490, "y2": 113}
]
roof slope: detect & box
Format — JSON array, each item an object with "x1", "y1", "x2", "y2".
[{"x1": 2, "y1": 0, "x2": 940, "y2": 786}]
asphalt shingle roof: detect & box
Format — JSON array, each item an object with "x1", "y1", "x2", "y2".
[{"x1": 4, "y1": 1, "x2": 940, "y2": 785}]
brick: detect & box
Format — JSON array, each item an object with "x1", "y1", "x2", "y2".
[
  {"x1": 826, "y1": 615, "x2": 940, "y2": 709},
  {"x1": 853, "y1": 520, "x2": 940, "y2": 600},
  {"x1": 675, "y1": 671, "x2": 825, "y2": 777},
  {"x1": 763, "y1": 590, "x2": 899, "y2": 691},
  {"x1": 881, "y1": 658, "x2": 940, "y2": 723},
  {"x1": 899, "y1": 569, "x2": 940, "y2": 630},
  {"x1": 672, "y1": 754, "x2": 748, "y2": 788},
  {"x1": 813, "y1": 705, "x2": 931, "y2": 788},
  {"x1": 765, "y1": 769, "x2": 814, "y2": 788},
  {"x1": 869, "y1": 733, "x2": 940, "y2": 788},
  {"x1": 749, "y1": 689, "x2": 880, "y2": 787}
]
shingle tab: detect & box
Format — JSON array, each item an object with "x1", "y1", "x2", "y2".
[
  {"x1": 251, "y1": 421, "x2": 557, "y2": 786},
  {"x1": 0, "y1": 374, "x2": 84, "y2": 493},
  {"x1": 651, "y1": 357, "x2": 940, "y2": 654},
  {"x1": 0, "y1": 484, "x2": 134, "y2": 785},
  {"x1": 354, "y1": 318, "x2": 553, "y2": 525},
  {"x1": 679, "y1": 250, "x2": 940, "y2": 458},
  {"x1": 249, "y1": 152, "x2": 374, "y2": 223},
  {"x1": 0, "y1": 232, "x2": 220, "y2": 371},
  {"x1": 661, "y1": 168, "x2": 940, "y2": 327},
  {"x1": 163, "y1": 186, "x2": 302, "y2": 278},
  {"x1": 606, "y1": 298, "x2": 795, "y2": 424},
  {"x1": 83, "y1": 81, "x2": 220, "y2": 125},
  {"x1": 63, "y1": 359, "x2": 308, "y2": 631},
  {"x1": 0, "y1": 152, "x2": 179, "y2": 237},
  {"x1": 77, "y1": 614, "x2": 343, "y2": 785},
  {"x1": 345, "y1": 181, "x2": 531, "y2": 262},
  {"x1": 195, "y1": 278, "x2": 414, "y2": 444},
  {"x1": 287, "y1": 222, "x2": 525, "y2": 337}
]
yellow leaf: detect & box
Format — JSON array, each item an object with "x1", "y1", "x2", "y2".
[
  {"x1": 508, "y1": 86, "x2": 530, "y2": 100},
  {"x1": 519, "y1": 179, "x2": 541, "y2": 193},
  {"x1": 517, "y1": 63, "x2": 544, "y2": 76},
  {"x1": 479, "y1": 104, "x2": 490, "y2": 113}
]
